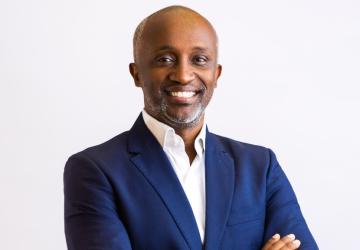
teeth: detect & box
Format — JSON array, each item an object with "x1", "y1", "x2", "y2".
[{"x1": 170, "y1": 91, "x2": 196, "y2": 98}]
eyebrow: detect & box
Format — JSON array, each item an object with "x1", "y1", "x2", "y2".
[
  {"x1": 192, "y1": 46, "x2": 210, "y2": 52},
  {"x1": 156, "y1": 45, "x2": 211, "y2": 52},
  {"x1": 157, "y1": 45, "x2": 175, "y2": 51}
]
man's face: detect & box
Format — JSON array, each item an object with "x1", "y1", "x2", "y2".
[{"x1": 130, "y1": 13, "x2": 221, "y2": 128}]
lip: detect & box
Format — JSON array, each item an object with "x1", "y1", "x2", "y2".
[
  {"x1": 164, "y1": 90, "x2": 201, "y2": 104},
  {"x1": 164, "y1": 86, "x2": 200, "y2": 92}
]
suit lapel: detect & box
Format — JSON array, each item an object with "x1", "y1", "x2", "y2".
[
  {"x1": 127, "y1": 114, "x2": 202, "y2": 250},
  {"x1": 204, "y1": 131, "x2": 235, "y2": 250}
]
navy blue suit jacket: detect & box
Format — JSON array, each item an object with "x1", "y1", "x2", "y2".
[{"x1": 64, "y1": 114, "x2": 318, "y2": 249}]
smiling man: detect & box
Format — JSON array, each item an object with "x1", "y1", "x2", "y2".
[
  {"x1": 64, "y1": 6, "x2": 318, "y2": 250},
  {"x1": 129, "y1": 7, "x2": 221, "y2": 164}
]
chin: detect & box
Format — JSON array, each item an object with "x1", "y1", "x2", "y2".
[{"x1": 162, "y1": 106, "x2": 204, "y2": 128}]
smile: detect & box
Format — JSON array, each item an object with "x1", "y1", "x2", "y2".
[{"x1": 168, "y1": 91, "x2": 196, "y2": 98}]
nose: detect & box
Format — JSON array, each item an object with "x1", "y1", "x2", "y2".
[{"x1": 169, "y1": 59, "x2": 195, "y2": 84}]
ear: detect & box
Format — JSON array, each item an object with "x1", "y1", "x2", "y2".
[
  {"x1": 129, "y1": 63, "x2": 142, "y2": 87},
  {"x1": 214, "y1": 64, "x2": 222, "y2": 87}
]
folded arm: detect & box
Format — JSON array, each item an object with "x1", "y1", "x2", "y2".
[
  {"x1": 262, "y1": 149, "x2": 318, "y2": 250},
  {"x1": 64, "y1": 154, "x2": 132, "y2": 250}
]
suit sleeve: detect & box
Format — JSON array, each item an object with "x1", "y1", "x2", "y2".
[
  {"x1": 263, "y1": 149, "x2": 319, "y2": 249},
  {"x1": 64, "y1": 154, "x2": 132, "y2": 250}
]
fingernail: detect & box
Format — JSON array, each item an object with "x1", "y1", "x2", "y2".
[
  {"x1": 272, "y1": 234, "x2": 280, "y2": 239},
  {"x1": 292, "y1": 240, "x2": 301, "y2": 246},
  {"x1": 287, "y1": 234, "x2": 295, "y2": 240}
]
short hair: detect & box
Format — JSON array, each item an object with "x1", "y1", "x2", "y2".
[{"x1": 132, "y1": 5, "x2": 218, "y2": 63}]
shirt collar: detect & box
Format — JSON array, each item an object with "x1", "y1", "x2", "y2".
[{"x1": 142, "y1": 110, "x2": 206, "y2": 157}]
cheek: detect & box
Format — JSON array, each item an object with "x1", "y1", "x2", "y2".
[
  {"x1": 141, "y1": 79, "x2": 164, "y2": 105},
  {"x1": 138, "y1": 64, "x2": 165, "y2": 82},
  {"x1": 202, "y1": 75, "x2": 218, "y2": 91},
  {"x1": 149, "y1": 68, "x2": 168, "y2": 80},
  {"x1": 200, "y1": 67, "x2": 218, "y2": 86},
  {"x1": 141, "y1": 71, "x2": 165, "y2": 92},
  {"x1": 142, "y1": 84, "x2": 160, "y2": 101}
]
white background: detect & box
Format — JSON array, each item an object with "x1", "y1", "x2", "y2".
[{"x1": 1, "y1": 0, "x2": 359, "y2": 249}]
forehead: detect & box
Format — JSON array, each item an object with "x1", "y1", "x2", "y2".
[{"x1": 140, "y1": 12, "x2": 217, "y2": 54}]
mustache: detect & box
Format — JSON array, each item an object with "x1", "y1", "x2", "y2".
[{"x1": 162, "y1": 83, "x2": 206, "y2": 93}]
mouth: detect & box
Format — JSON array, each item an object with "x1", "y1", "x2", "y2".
[
  {"x1": 164, "y1": 90, "x2": 202, "y2": 104},
  {"x1": 168, "y1": 91, "x2": 196, "y2": 98},
  {"x1": 163, "y1": 85, "x2": 205, "y2": 106}
]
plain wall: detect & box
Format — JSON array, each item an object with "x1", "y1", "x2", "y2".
[{"x1": 1, "y1": 0, "x2": 359, "y2": 249}]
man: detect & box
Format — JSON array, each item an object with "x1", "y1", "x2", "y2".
[{"x1": 64, "y1": 5, "x2": 318, "y2": 250}]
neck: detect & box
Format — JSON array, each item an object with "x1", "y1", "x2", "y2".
[
  {"x1": 173, "y1": 116, "x2": 204, "y2": 163},
  {"x1": 144, "y1": 108, "x2": 205, "y2": 163}
]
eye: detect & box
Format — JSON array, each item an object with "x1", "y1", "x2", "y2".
[
  {"x1": 157, "y1": 56, "x2": 175, "y2": 63},
  {"x1": 193, "y1": 55, "x2": 208, "y2": 65}
]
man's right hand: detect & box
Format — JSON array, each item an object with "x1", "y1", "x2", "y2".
[{"x1": 262, "y1": 234, "x2": 301, "y2": 250}]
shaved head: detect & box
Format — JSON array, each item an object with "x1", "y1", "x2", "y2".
[
  {"x1": 132, "y1": 5, "x2": 218, "y2": 63},
  {"x1": 129, "y1": 5, "x2": 222, "y2": 131}
]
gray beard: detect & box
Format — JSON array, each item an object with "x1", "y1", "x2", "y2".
[{"x1": 160, "y1": 102, "x2": 205, "y2": 129}]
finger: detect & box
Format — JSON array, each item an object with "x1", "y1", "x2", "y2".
[
  {"x1": 270, "y1": 234, "x2": 296, "y2": 249},
  {"x1": 280, "y1": 239, "x2": 301, "y2": 250},
  {"x1": 262, "y1": 234, "x2": 281, "y2": 250}
]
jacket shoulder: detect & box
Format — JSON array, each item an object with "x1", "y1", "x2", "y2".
[
  {"x1": 67, "y1": 131, "x2": 130, "y2": 164},
  {"x1": 211, "y1": 133, "x2": 270, "y2": 155},
  {"x1": 209, "y1": 132, "x2": 274, "y2": 168}
]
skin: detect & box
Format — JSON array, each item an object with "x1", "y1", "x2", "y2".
[
  {"x1": 262, "y1": 234, "x2": 301, "y2": 250},
  {"x1": 129, "y1": 6, "x2": 300, "y2": 249},
  {"x1": 129, "y1": 8, "x2": 221, "y2": 162}
]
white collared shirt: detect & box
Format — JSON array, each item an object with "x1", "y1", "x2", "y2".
[{"x1": 142, "y1": 110, "x2": 206, "y2": 243}]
